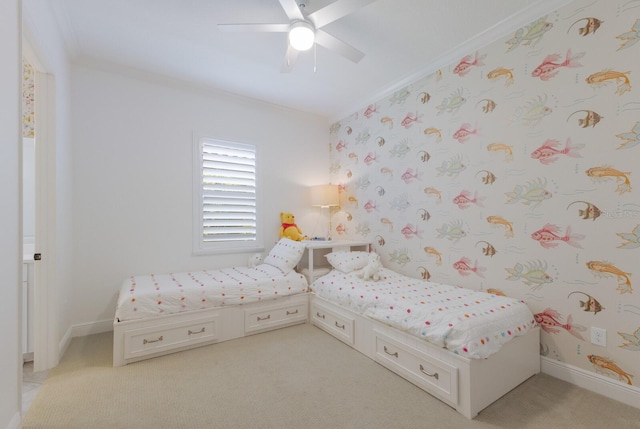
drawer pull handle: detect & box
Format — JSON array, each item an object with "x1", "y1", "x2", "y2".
[
  {"x1": 316, "y1": 312, "x2": 325, "y2": 319},
  {"x1": 335, "y1": 321, "x2": 345, "y2": 330},
  {"x1": 188, "y1": 327, "x2": 205, "y2": 335},
  {"x1": 286, "y1": 309, "x2": 299, "y2": 316},
  {"x1": 419, "y1": 364, "x2": 439, "y2": 380},
  {"x1": 383, "y1": 346, "x2": 398, "y2": 358},
  {"x1": 257, "y1": 315, "x2": 271, "y2": 321},
  {"x1": 143, "y1": 335, "x2": 163, "y2": 344}
]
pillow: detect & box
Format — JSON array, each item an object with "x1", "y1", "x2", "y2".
[
  {"x1": 262, "y1": 238, "x2": 306, "y2": 275},
  {"x1": 325, "y1": 251, "x2": 371, "y2": 273}
]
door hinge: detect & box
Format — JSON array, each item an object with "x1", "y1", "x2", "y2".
[{"x1": 34, "y1": 253, "x2": 42, "y2": 261}]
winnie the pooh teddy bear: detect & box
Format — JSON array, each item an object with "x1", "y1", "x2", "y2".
[{"x1": 279, "y1": 212, "x2": 306, "y2": 241}]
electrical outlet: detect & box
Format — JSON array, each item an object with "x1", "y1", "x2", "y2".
[{"x1": 591, "y1": 327, "x2": 607, "y2": 347}]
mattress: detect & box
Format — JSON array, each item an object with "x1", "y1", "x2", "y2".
[
  {"x1": 311, "y1": 268, "x2": 536, "y2": 359},
  {"x1": 115, "y1": 264, "x2": 308, "y2": 322}
]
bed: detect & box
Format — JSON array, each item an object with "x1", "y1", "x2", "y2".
[
  {"x1": 113, "y1": 238, "x2": 310, "y2": 366},
  {"x1": 308, "y1": 251, "x2": 541, "y2": 419}
]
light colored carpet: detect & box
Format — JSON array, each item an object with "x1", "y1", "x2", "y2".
[{"x1": 23, "y1": 324, "x2": 640, "y2": 428}]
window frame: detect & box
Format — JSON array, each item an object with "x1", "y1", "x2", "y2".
[{"x1": 192, "y1": 134, "x2": 263, "y2": 255}]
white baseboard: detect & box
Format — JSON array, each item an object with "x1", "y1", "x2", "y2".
[
  {"x1": 541, "y1": 356, "x2": 640, "y2": 410},
  {"x1": 58, "y1": 319, "x2": 114, "y2": 361}
]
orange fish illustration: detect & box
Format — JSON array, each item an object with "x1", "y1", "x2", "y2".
[
  {"x1": 487, "y1": 215, "x2": 514, "y2": 238},
  {"x1": 486, "y1": 288, "x2": 506, "y2": 296},
  {"x1": 486, "y1": 67, "x2": 514, "y2": 87},
  {"x1": 585, "y1": 166, "x2": 631, "y2": 195},
  {"x1": 588, "y1": 355, "x2": 633, "y2": 385},
  {"x1": 347, "y1": 196, "x2": 358, "y2": 207},
  {"x1": 586, "y1": 260, "x2": 632, "y2": 294},
  {"x1": 423, "y1": 127, "x2": 442, "y2": 142},
  {"x1": 531, "y1": 49, "x2": 585, "y2": 81},
  {"x1": 424, "y1": 187, "x2": 442, "y2": 202},
  {"x1": 487, "y1": 143, "x2": 513, "y2": 161},
  {"x1": 423, "y1": 246, "x2": 442, "y2": 266},
  {"x1": 453, "y1": 51, "x2": 486, "y2": 76},
  {"x1": 380, "y1": 116, "x2": 393, "y2": 128},
  {"x1": 380, "y1": 217, "x2": 394, "y2": 231},
  {"x1": 585, "y1": 70, "x2": 631, "y2": 95}
]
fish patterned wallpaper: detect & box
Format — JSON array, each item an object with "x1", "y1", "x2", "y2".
[
  {"x1": 23, "y1": 58, "x2": 35, "y2": 138},
  {"x1": 329, "y1": 0, "x2": 640, "y2": 388}
]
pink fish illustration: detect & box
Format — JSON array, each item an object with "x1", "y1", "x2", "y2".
[
  {"x1": 531, "y1": 224, "x2": 585, "y2": 248},
  {"x1": 401, "y1": 112, "x2": 422, "y2": 128},
  {"x1": 364, "y1": 152, "x2": 377, "y2": 166},
  {"x1": 453, "y1": 257, "x2": 485, "y2": 277},
  {"x1": 453, "y1": 190, "x2": 485, "y2": 209},
  {"x1": 534, "y1": 308, "x2": 586, "y2": 340},
  {"x1": 363, "y1": 200, "x2": 377, "y2": 213},
  {"x1": 531, "y1": 138, "x2": 584, "y2": 164},
  {"x1": 401, "y1": 168, "x2": 419, "y2": 184},
  {"x1": 453, "y1": 123, "x2": 478, "y2": 143},
  {"x1": 363, "y1": 104, "x2": 378, "y2": 118},
  {"x1": 401, "y1": 223, "x2": 421, "y2": 239},
  {"x1": 453, "y1": 51, "x2": 487, "y2": 76},
  {"x1": 335, "y1": 140, "x2": 347, "y2": 152},
  {"x1": 531, "y1": 49, "x2": 585, "y2": 81}
]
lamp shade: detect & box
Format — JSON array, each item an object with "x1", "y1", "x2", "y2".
[
  {"x1": 289, "y1": 21, "x2": 315, "y2": 51},
  {"x1": 310, "y1": 184, "x2": 339, "y2": 208}
]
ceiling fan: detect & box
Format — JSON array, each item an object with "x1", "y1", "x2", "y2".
[{"x1": 217, "y1": 0, "x2": 377, "y2": 72}]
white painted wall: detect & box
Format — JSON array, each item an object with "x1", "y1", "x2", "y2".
[
  {"x1": 69, "y1": 64, "x2": 330, "y2": 326},
  {"x1": 0, "y1": 0, "x2": 21, "y2": 427}
]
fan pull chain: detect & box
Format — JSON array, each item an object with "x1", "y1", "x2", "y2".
[{"x1": 314, "y1": 43, "x2": 317, "y2": 73}]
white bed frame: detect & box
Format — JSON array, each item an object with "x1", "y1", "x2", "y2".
[
  {"x1": 309, "y1": 294, "x2": 541, "y2": 419},
  {"x1": 113, "y1": 293, "x2": 309, "y2": 367},
  {"x1": 113, "y1": 291, "x2": 540, "y2": 419}
]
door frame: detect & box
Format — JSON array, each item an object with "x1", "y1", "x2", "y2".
[{"x1": 23, "y1": 38, "x2": 58, "y2": 372}]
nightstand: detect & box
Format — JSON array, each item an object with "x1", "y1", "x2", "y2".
[{"x1": 298, "y1": 240, "x2": 370, "y2": 284}]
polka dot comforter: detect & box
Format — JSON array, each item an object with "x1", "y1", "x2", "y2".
[
  {"x1": 311, "y1": 268, "x2": 536, "y2": 359},
  {"x1": 115, "y1": 264, "x2": 308, "y2": 322}
]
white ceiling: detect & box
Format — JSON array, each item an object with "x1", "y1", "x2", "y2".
[{"x1": 49, "y1": 0, "x2": 564, "y2": 120}]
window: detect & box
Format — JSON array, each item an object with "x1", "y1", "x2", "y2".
[{"x1": 193, "y1": 135, "x2": 262, "y2": 254}]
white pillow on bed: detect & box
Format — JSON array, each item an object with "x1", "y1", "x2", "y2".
[
  {"x1": 262, "y1": 238, "x2": 306, "y2": 275},
  {"x1": 325, "y1": 251, "x2": 371, "y2": 273}
]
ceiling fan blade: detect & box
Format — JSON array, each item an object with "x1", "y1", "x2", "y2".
[
  {"x1": 217, "y1": 23, "x2": 289, "y2": 33},
  {"x1": 315, "y1": 30, "x2": 365, "y2": 63},
  {"x1": 280, "y1": 44, "x2": 300, "y2": 73},
  {"x1": 278, "y1": 0, "x2": 304, "y2": 21},
  {"x1": 308, "y1": 0, "x2": 378, "y2": 28}
]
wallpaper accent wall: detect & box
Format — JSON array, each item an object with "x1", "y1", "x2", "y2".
[
  {"x1": 329, "y1": 0, "x2": 640, "y2": 388},
  {"x1": 22, "y1": 58, "x2": 35, "y2": 138}
]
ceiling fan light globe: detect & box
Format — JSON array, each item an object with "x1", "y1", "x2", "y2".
[{"x1": 289, "y1": 22, "x2": 315, "y2": 51}]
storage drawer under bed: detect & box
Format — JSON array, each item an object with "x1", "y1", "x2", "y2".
[
  {"x1": 244, "y1": 295, "x2": 308, "y2": 334},
  {"x1": 310, "y1": 300, "x2": 355, "y2": 345},
  {"x1": 373, "y1": 330, "x2": 459, "y2": 406},
  {"x1": 123, "y1": 314, "x2": 220, "y2": 360}
]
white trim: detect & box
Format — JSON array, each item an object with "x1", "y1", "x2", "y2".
[
  {"x1": 541, "y1": 356, "x2": 640, "y2": 410},
  {"x1": 330, "y1": 0, "x2": 575, "y2": 122},
  {"x1": 70, "y1": 319, "x2": 114, "y2": 337},
  {"x1": 32, "y1": 71, "x2": 59, "y2": 373}
]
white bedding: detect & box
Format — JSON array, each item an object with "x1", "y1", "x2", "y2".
[
  {"x1": 115, "y1": 264, "x2": 308, "y2": 322},
  {"x1": 311, "y1": 268, "x2": 536, "y2": 359}
]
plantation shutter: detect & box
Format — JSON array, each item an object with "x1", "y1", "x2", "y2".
[{"x1": 201, "y1": 140, "x2": 257, "y2": 243}]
